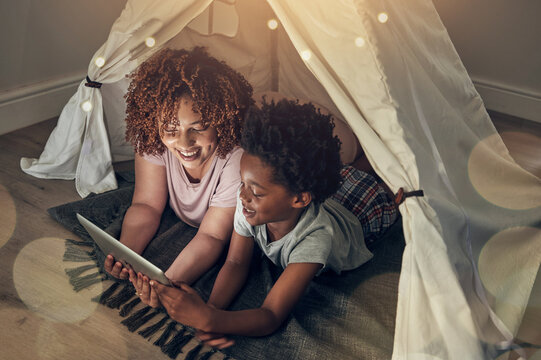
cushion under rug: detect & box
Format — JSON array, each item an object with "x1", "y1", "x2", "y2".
[{"x1": 48, "y1": 174, "x2": 405, "y2": 360}]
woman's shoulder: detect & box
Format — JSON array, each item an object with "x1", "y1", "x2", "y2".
[
  {"x1": 225, "y1": 146, "x2": 244, "y2": 160},
  {"x1": 216, "y1": 146, "x2": 244, "y2": 169}
]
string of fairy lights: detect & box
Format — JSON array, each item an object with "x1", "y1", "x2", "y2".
[{"x1": 80, "y1": 11, "x2": 390, "y2": 113}]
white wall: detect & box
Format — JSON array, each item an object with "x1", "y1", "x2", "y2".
[
  {"x1": 432, "y1": 0, "x2": 541, "y2": 123},
  {"x1": 0, "y1": 0, "x2": 126, "y2": 135},
  {"x1": 1, "y1": 0, "x2": 540, "y2": 136}
]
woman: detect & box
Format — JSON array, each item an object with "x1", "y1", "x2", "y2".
[{"x1": 104, "y1": 47, "x2": 254, "y2": 308}]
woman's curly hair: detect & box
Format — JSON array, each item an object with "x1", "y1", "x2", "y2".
[
  {"x1": 125, "y1": 47, "x2": 254, "y2": 157},
  {"x1": 242, "y1": 99, "x2": 343, "y2": 205}
]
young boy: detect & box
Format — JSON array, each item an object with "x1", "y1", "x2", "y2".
[{"x1": 151, "y1": 99, "x2": 398, "y2": 348}]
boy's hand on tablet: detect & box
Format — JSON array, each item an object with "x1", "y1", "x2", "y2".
[
  {"x1": 151, "y1": 281, "x2": 212, "y2": 331},
  {"x1": 128, "y1": 269, "x2": 161, "y2": 308},
  {"x1": 104, "y1": 254, "x2": 129, "y2": 280}
]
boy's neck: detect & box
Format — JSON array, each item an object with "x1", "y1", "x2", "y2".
[{"x1": 266, "y1": 207, "x2": 306, "y2": 242}]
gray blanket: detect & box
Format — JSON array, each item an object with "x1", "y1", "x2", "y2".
[{"x1": 48, "y1": 174, "x2": 404, "y2": 360}]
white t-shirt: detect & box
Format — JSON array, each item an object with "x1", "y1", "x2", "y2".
[
  {"x1": 143, "y1": 147, "x2": 243, "y2": 227},
  {"x1": 233, "y1": 192, "x2": 373, "y2": 275}
]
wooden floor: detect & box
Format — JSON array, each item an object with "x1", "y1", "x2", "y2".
[
  {"x1": 0, "y1": 119, "x2": 212, "y2": 360},
  {"x1": 0, "y1": 112, "x2": 539, "y2": 359}
]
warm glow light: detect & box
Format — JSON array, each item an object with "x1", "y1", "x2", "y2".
[
  {"x1": 13, "y1": 237, "x2": 103, "y2": 322},
  {"x1": 267, "y1": 19, "x2": 278, "y2": 30},
  {"x1": 145, "y1": 37, "x2": 156, "y2": 47},
  {"x1": 377, "y1": 12, "x2": 389, "y2": 23},
  {"x1": 468, "y1": 132, "x2": 541, "y2": 210},
  {"x1": 94, "y1": 57, "x2": 105, "y2": 68},
  {"x1": 0, "y1": 184, "x2": 16, "y2": 250},
  {"x1": 478, "y1": 227, "x2": 541, "y2": 334},
  {"x1": 355, "y1": 37, "x2": 366, "y2": 47},
  {"x1": 301, "y1": 50, "x2": 312, "y2": 61},
  {"x1": 81, "y1": 100, "x2": 92, "y2": 112}
]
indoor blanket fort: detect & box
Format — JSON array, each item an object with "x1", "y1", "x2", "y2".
[
  {"x1": 20, "y1": 0, "x2": 541, "y2": 358},
  {"x1": 48, "y1": 173, "x2": 405, "y2": 360}
]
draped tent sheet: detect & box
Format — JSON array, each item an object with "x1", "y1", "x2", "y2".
[
  {"x1": 21, "y1": 0, "x2": 214, "y2": 197},
  {"x1": 20, "y1": 0, "x2": 541, "y2": 359},
  {"x1": 266, "y1": 1, "x2": 512, "y2": 358}
]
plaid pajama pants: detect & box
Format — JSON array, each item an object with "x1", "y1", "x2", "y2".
[{"x1": 331, "y1": 166, "x2": 398, "y2": 249}]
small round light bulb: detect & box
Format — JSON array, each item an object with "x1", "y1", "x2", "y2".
[
  {"x1": 81, "y1": 100, "x2": 93, "y2": 112},
  {"x1": 94, "y1": 57, "x2": 105, "y2": 68},
  {"x1": 377, "y1": 12, "x2": 389, "y2": 23},
  {"x1": 355, "y1": 37, "x2": 366, "y2": 47},
  {"x1": 267, "y1": 19, "x2": 278, "y2": 30},
  {"x1": 301, "y1": 50, "x2": 312, "y2": 61},
  {"x1": 145, "y1": 37, "x2": 156, "y2": 47}
]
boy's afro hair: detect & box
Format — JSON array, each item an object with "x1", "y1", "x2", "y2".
[
  {"x1": 124, "y1": 46, "x2": 254, "y2": 157},
  {"x1": 241, "y1": 98, "x2": 343, "y2": 205}
]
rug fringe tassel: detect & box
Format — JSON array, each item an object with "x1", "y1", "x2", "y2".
[
  {"x1": 106, "y1": 283, "x2": 135, "y2": 309},
  {"x1": 161, "y1": 326, "x2": 193, "y2": 359},
  {"x1": 71, "y1": 272, "x2": 105, "y2": 291},
  {"x1": 139, "y1": 315, "x2": 170, "y2": 339},
  {"x1": 184, "y1": 343, "x2": 203, "y2": 360},
  {"x1": 153, "y1": 320, "x2": 178, "y2": 347},
  {"x1": 65, "y1": 264, "x2": 97, "y2": 278},
  {"x1": 121, "y1": 305, "x2": 152, "y2": 329},
  {"x1": 124, "y1": 308, "x2": 160, "y2": 332},
  {"x1": 119, "y1": 297, "x2": 141, "y2": 317},
  {"x1": 91, "y1": 281, "x2": 120, "y2": 304},
  {"x1": 199, "y1": 348, "x2": 216, "y2": 360},
  {"x1": 61, "y1": 235, "x2": 227, "y2": 359},
  {"x1": 64, "y1": 240, "x2": 97, "y2": 262},
  {"x1": 66, "y1": 238, "x2": 95, "y2": 247}
]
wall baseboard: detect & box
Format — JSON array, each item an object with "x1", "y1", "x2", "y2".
[
  {"x1": 0, "y1": 74, "x2": 85, "y2": 135},
  {"x1": 1, "y1": 73, "x2": 539, "y2": 136},
  {"x1": 472, "y1": 78, "x2": 541, "y2": 124}
]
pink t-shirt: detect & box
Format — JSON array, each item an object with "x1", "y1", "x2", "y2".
[{"x1": 143, "y1": 147, "x2": 243, "y2": 228}]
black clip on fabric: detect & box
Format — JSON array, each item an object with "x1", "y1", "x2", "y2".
[
  {"x1": 394, "y1": 188, "x2": 424, "y2": 206},
  {"x1": 85, "y1": 76, "x2": 102, "y2": 89}
]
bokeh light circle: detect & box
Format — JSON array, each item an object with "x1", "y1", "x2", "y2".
[
  {"x1": 478, "y1": 227, "x2": 541, "y2": 333},
  {"x1": 468, "y1": 133, "x2": 541, "y2": 210},
  {"x1": 13, "y1": 237, "x2": 103, "y2": 323},
  {"x1": 0, "y1": 183, "x2": 16, "y2": 249}
]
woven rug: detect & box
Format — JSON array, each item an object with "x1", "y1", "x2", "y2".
[{"x1": 48, "y1": 172, "x2": 405, "y2": 360}]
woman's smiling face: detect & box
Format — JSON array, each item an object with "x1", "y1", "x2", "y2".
[{"x1": 160, "y1": 97, "x2": 218, "y2": 181}]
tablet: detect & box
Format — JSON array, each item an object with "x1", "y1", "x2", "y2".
[{"x1": 76, "y1": 213, "x2": 171, "y2": 285}]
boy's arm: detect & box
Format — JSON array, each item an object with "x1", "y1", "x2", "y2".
[
  {"x1": 207, "y1": 262, "x2": 322, "y2": 336},
  {"x1": 154, "y1": 262, "x2": 322, "y2": 337},
  {"x1": 207, "y1": 230, "x2": 254, "y2": 310}
]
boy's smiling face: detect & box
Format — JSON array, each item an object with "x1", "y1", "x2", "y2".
[{"x1": 239, "y1": 153, "x2": 308, "y2": 235}]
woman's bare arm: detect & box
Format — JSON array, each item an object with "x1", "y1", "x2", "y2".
[
  {"x1": 164, "y1": 205, "x2": 236, "y2": 284},
  {"x1": 207, "y1": 230, "x2": 254, "y2": 310},
  {"x1": 105, "y1": 154, "x2": 168, "y2": 278}
]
